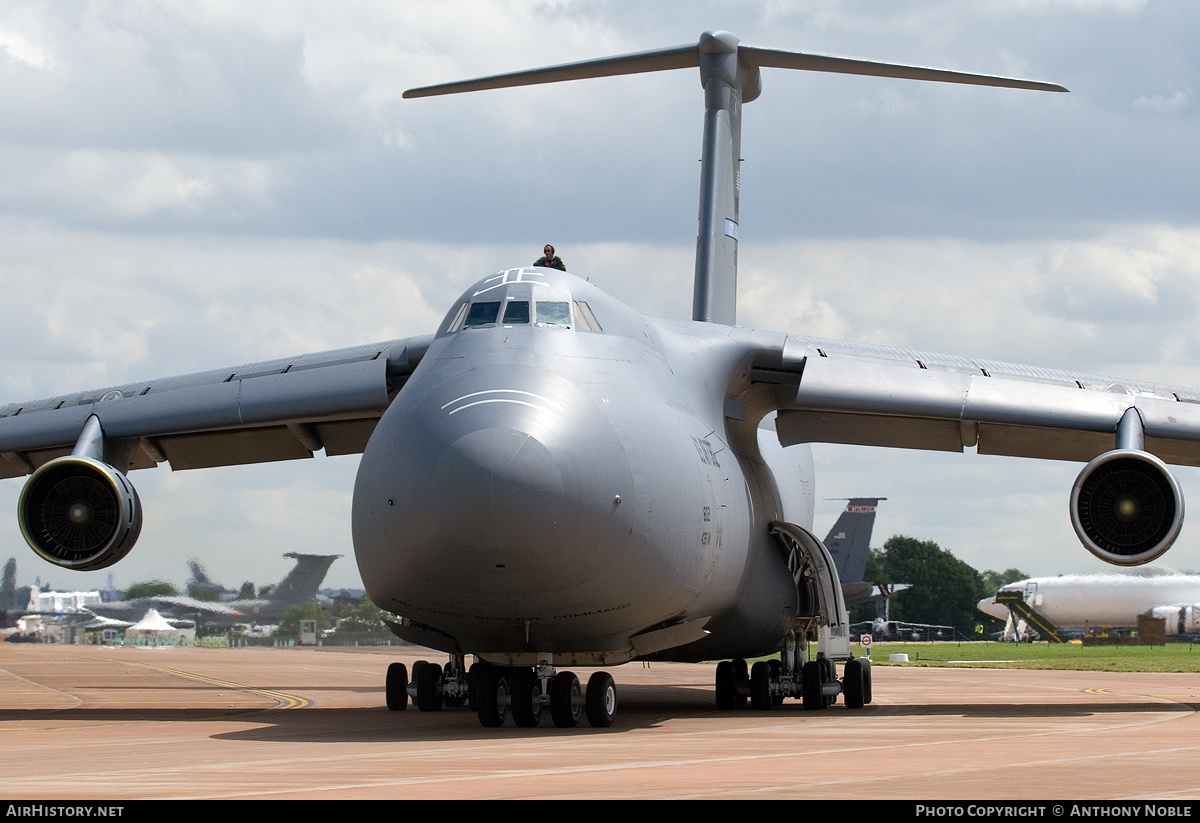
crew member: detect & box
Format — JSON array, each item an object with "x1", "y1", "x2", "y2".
[{"x1": 534, "y1": 244, "x2": 566, "y2": 271}]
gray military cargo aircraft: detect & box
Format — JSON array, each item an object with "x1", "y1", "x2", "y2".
[{"x1": 1, "y1": 31, "x2": 1193, "y2": 728}]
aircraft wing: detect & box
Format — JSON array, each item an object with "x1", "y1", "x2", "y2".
[
  {"x1": 0, "y1": 334, "x2": 433, "y2": 478},
  {"x1": 747, "y1": 333, "x2": 1200, "y2": 466}
]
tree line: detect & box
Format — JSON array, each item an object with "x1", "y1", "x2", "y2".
[{"x1": 853, "y1": 535, "x2": 1027, "y2": 634}]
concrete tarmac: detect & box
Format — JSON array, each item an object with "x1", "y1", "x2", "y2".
[{"x1": 0, "y1": 643, "x2": 1197, "y2": 800}]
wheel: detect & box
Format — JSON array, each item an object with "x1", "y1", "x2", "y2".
[
  {"x1": 585, "y1": 671, "x2": 617, "y2": 728},
  {"x1": 467, "y1": 661, "x2": 482, "y2": 710},
  {"x1": 475, "y1": 664, "x2": 510, "y2": 728},
  {"x1": 768, "y1": 658, "x2": 784, "y2": 706},
  {"x1": 550, "y1": 671, "x2": 583, "y2": 727},
  {"x1": 511, "y1": 668, "x2": 542, "y2": 728},
  {"x1": 414, "y1": 661, "x2": 443, "y2": 712},
  {"x1": 385, "y1": 662, "x2": 408, "y2": 711},
  {"x1": 732, "y1": 658, "x2": 749, "y2": 706},
  {"x1": 715, "y1": 661, "x2": 737, "y2": 710},
  {"x1": 411, "y1": 659, "x2": 428, "y2": 698},
  {"x1": 443, "y1": 659, "x2": 466, "y2": 708},
  {"x1": 820, "y1": 656, "x2": 838, "y2": 707},
  {"x1": 843, "y1": 658, "x2": 867, "y2": 709},
  {"x1": 859, "y1": 656, "x2": 872, "y2": 705},
  {"x1": 750, "y1": 661, "x2": 772, "y2": 710},
  {"x1": 801, "y1": 660, "x2": 824, "y2": 710}
]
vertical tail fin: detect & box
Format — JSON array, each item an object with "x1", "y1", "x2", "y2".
[
  {"x1": 265, "y1": 553, "x2": 341, "y2": 606},
  {"x1": 404, "y1": 33, "x2": 1064, "y2": 327},
  {"x1": 823, "y1": 498, "x2": 885, "y2": 584}
]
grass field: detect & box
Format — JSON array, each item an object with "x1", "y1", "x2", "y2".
[{"x1": 845, "y1": 641, "x2": 1200, "y2": 673}]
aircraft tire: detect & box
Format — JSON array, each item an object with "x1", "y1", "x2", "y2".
[
  {"x1": 411, "y1": 659, "x2": 428, "y2": 688},
  {"x1": 585, "y1": 671, "x2": 617, "y2": 728},
  {"x1": 732, "y1": 658, "x2": 749, "y2": 706},
  {"x1": 750, "y1": 661, "x2": 772, "y2": 710},
  {"x1": 511, "y1": 668, "x2": 542, "y2": 728},
  {"x1": 859, "y1": 656, "x2": 872, "y2": 705},
  {"x1": 415, "y1": 661, "x2": 444, "y2": 712},
  {"x1": 715, "y1": 661, "x2": 737, "y2": 710},
  {"x1": 385, "y1": 662, "x2": 408, "y2": 711},
  {"x1": 843, "y1": 658, "x2": 866, "y2": 709},
  {"x1": 801, "y1": 660, "x2": 824, "y2": 711},
  {"x1": 550, "y1": 671, "x2": 582, "y2": 727},
  {"x1": 475, "y1": 664, "x2": 509, "y2": 728},
  {"x1": 467, "y1": 661, "x2": 482, "y2": 710}
]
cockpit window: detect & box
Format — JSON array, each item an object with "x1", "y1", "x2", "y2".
[
  {"x1": 502, "y1": 300, "x2": 530, "y2": 325},
  {"x1": 446, "y1": 293, "x2": 599, "y2": 334},
  {"x1": 463, "y1": 301, "x2": 502, "y2": 327},
  {"x1": 574, "y1": 301, "x2": 602, "y2": 332},
  {"x1": 536, "y1": 301, "x2": 571, "y2": 327}
]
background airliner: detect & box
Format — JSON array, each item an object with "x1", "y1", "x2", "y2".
[{"x1": 978, "y1": 573, "x2": 1200, "y2": 637}]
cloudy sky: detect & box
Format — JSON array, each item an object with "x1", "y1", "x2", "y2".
[{"x1": 2, "y1": 0, "x2": 1199, "y2": 596}]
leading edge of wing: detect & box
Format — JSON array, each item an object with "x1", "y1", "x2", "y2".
[
  {"x1": 0, "y1": 334, "x2": 432, "y2": 477},
  {"x1": 746, "y1": 333, "x2": 1200, "y2": 467}
]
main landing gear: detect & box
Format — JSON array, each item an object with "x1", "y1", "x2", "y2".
[
  {"x1": 385, "y1": 654, "x2": 619, "y2": 729},
  {"x1": 715, "y1": 652, "x2": 871, "y2": 711}
]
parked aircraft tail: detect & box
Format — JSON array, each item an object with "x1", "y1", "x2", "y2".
[
  {"x1": 265, "y1": 552, "x2": 341, "y2": 607},
  {"x1": 823, "y1": 498, "x2": 885, "y2": 583}
]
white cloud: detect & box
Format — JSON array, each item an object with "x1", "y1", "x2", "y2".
[
  {"x1": 1134, "y1": 86, "x2": 1192, "y2": 112},
  {"x1": 0, "y1": 26, "x2": 50, "y2": 68}
]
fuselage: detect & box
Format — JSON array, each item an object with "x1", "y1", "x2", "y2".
[
  {"x1": 351, "y1": 268, "x2": 813, "y2": 664},
  {"x1": 978, "y1": 574, "x2": 1200, "y2": 628}
]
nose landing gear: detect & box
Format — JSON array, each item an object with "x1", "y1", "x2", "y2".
[{"x1": 384, "y1": 655, "x2": 618, "y2": 729}]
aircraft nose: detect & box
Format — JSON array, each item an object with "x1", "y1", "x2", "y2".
[
  {"x1": 429, "y1": 424, "x2": 564, "y2": 551},
  {"x1": 976, "y1": 596, "x2": 1006, "y2": 619},
  {"x1": 353, "y1": 365, "x2": 637, "y2": 606}
]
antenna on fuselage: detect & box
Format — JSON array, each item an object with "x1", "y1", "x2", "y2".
[{"x1": 404, "y1": 31, "x2": 1066, "y2": 327}]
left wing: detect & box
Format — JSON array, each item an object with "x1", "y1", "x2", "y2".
[
  {"x1": 737, "y1": 330, "x2": 1200, "y2": 566},
  {"x1": 0, "y1": 334, "x2": 432, "y2": 478},
  {"x1": 0, "y1": 334, "x2": 431, "y2": 571}
]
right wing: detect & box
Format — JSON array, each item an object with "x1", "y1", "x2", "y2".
[
  {"x1": 730, "y1": 328, "x2": 1200, "y2": 566},
  {"x1": 770, "y1": 335, "x2": 1200, "y2": 466},
  {"x1": 0, "y1": 334, "x2": 433, "y2": 478}
]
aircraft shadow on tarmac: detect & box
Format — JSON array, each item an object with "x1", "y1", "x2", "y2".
[{"x1": 2, "y1": 686, "x2": 1193, "y2": 744}]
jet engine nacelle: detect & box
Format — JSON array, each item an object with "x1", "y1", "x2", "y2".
[
  {"x1": 1070, "y1": 449, "x2": 1183, "y2": 566},
  {"x1": 18, "y1": 456, "x2": 143, "y2": 571}
]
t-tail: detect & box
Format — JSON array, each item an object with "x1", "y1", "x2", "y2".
[{"x1": 404, "y1": 31, "x2": 1065, "y2": 326}]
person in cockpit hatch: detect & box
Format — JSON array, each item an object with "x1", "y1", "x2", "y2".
[{"x1": 534, "y1": 244, "x2": 566, "y2": 271}]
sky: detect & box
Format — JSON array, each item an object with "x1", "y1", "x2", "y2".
[{"x1": 2, "y1": 0, "x2": 1200, "y2": 595}]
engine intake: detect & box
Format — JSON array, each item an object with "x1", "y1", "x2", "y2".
[
  {"x1": 1070, "y1": 449, "x2": 1183, "y2": 566},
  {"x1": 18, "y1": 456, "x2": 143, "y2": 571}
]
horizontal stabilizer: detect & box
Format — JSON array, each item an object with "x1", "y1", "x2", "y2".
[
  {"x1": 404, "y1": 44, "x2": 698, "y2": 98},
  {"x1": 404, "y1": 34, "x2": 1067, "y2": 99},
  {"x1": 739, "y1": 46, "x2": 1067, "y2": 93}
]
